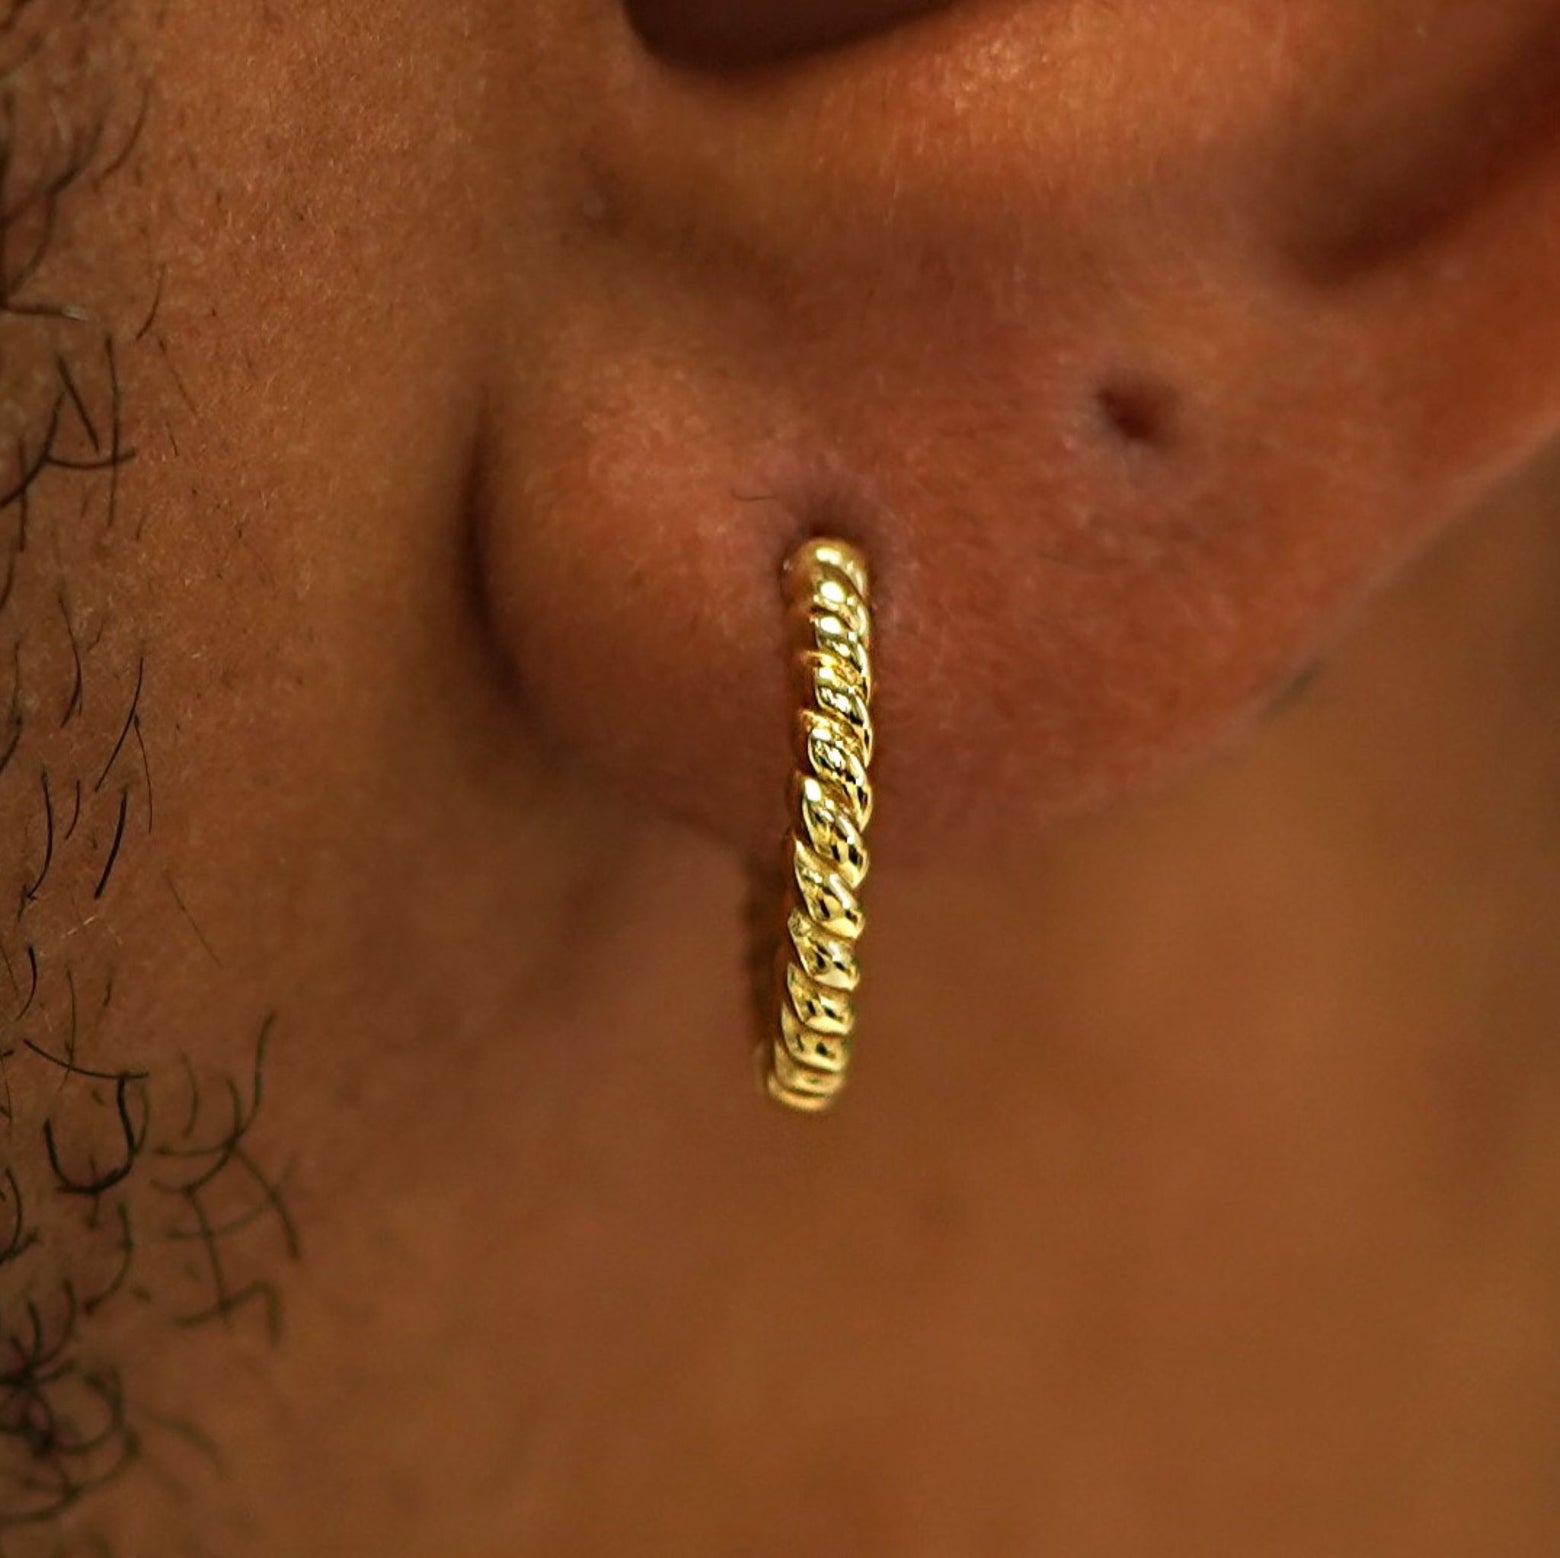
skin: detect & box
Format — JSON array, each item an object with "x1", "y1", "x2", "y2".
[{"x1": 0, "y1": 0, "x2": 1558, "y2": 1552}]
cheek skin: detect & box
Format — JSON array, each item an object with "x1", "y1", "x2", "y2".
[{"x1": 479, "y1": 1, "x2": 1560, "y2": 858}]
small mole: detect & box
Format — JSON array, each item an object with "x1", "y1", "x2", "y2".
[
  {"x1": 1269, "y1": 658, "x2": 1326, "y2": 719},
  {"x1": 576, "y1": 161, "x2": 628, "y2": 239},
  {"x1": 1097, "y1": 377, "x2": 1176, "y2": 448}
]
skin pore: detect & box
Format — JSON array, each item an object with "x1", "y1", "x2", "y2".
[{"x1": 0, "y1": 1, "x2": 1557, "y2": 1553}]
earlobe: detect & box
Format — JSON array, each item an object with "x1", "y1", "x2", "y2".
[{"x1": 480, "y1": 0, "x2": 1560, "y2": 859}]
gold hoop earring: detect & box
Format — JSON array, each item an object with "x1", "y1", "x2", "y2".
[{"x1": 763, "y1": 537, "x2": 874, "y2": 1114}]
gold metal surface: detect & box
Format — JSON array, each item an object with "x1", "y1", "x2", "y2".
[{"x1": 763, "y1": 537, "x2": 874, "y2": 1114}]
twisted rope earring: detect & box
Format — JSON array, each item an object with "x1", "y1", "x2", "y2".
[{"x1": 762, "y1": 537, "x2": 875, "y2": 1113}]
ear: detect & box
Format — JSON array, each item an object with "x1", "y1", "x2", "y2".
[
  {"x1": 623, "y1": 0, "x2": 948, "y2": 67},
  {"x1": 477, "y1": 0, "x2": 1560, "y2": 854}
]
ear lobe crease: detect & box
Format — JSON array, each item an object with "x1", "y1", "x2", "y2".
[
  {"x1": 1267, "y1": 8, "x2": 1560, "y2": 513},
  {"x1": 1282, "y1": 6, "x2": 1560, "y2": 285}
]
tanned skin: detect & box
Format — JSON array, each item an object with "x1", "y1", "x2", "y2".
[{"x1": 1, "y1": 2, "x2": 1559, "y2": 1553}]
